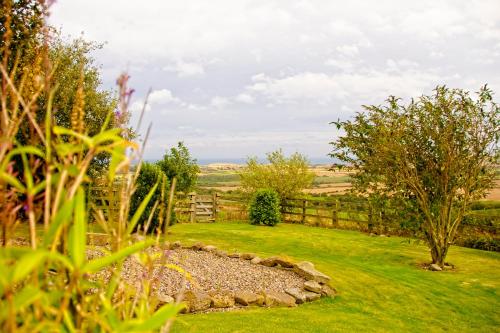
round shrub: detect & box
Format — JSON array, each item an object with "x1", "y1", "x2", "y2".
[
  {"x1": 248, "y1": 188, "x2": 281, "y2": 226},
  {"x1": 129, "y1": 162, "x2": 169, "y2": 232}
]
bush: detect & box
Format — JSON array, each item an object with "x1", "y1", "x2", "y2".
[
  {"x1": 249, "y1": 189, "x2": 281, "y2": 226},
  {"x1": 240, "y1": 150, "x2": 314, "y2": 200},
  {"x1": 157, "y1": 142, "x2": 200, "y2": 193},
  {"x1": 130, "y1": 162, "x2": 169, "y2": 232}
]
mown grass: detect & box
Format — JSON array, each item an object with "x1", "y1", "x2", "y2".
[{"x1": 167, "y1": 222, "x2": 499, "y2": 333}]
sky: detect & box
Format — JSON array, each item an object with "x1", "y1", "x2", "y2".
[{"x1": 49, "y1": 0, "x2": 500, "y2": 161}]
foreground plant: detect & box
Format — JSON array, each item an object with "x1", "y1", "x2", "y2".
[
  {"x1": 331, "y1": 86, "x2": 500, "y2": 267},
  {"x1": 0, "y1": 1, "x2": 182, "y2": 331}
]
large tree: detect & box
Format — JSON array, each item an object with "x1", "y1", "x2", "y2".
[
  {"x1": 157, "y1": 142, "x2": 200, "y2": 193},
  {"x1": 240, "y1": 150, "x2": 314, "y2": 200},
  {"x1": 331, "y1": 86, "x2": 499, "y2": 267}
]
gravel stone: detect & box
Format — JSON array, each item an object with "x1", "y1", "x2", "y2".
[{"x1": 118, "y1": 248, "x2": 307, "y2": 299}]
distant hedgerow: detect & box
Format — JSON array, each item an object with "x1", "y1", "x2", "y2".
[{"x1": 249, "y1": 189, "x2": 281, "y2": 226}]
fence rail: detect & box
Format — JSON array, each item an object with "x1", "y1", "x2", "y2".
[{"x1": 173, "y1": 191, "x2": 498, "y2": 250}]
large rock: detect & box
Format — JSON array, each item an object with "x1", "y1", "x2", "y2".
[
  {"x1": 214, "y1": 249, "x2": 227, "y2": 257},
  {"x1": 234, "y1": 291, "x2": 265, "y2": 306},
  {"x1": 177, "y1": 290, "x2": 211, "y2": 312},
  {"x1": 321, "y1": 285, "x2": 336, "y2": 297},
  {"x1": 304, "y1": 280, "x2": 322, "y2": 293},
  {"x1": 293, "y1": 261, "x2": 331, "y2": 284},
  {"x1": 429, "y1": 264, "x2": 443, "y2": 271},
  {"x1": 260, "y1": 256, "x2": 294, "y2": 268},
  {"x1": 240, "y1": 253, "x2": 257, "y2": 260},
  {"x1": 250, "y1": 257, "x2": 262, "y2": 264},
  {"x1": 201, "y1": 245, "x2": 217, "y2": 252},
  {"x1": 304, "y1": 291, "x2": 321, "y2": 302},
  {"x1": 190, "y1": 242, "x2": 205, "y2": 251},
  {"x1": 170, "y1": 241, "x2": 182, "y2": 249},
  {"x1": 285, "y1": 288, "x2": 321, "y2": 303},
  {"x1": 285, "y1": 288, "x2": 307, "y2": 304},
  {"x1": 155, "y1": 294, "x2": 174, "y2": 305},
  {"x1": 264, "y1": 291, "x2": 297, "y2": 307},
  {"x1": 210, "y1": 292, "x2": 235, "y2": 308}
]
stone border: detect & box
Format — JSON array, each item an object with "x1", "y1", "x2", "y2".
[{"x1": 164, "y1": 241, "x2": 336, "y2": 313}]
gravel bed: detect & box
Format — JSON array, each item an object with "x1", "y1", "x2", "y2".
[{"x1": 118, "y1": 248, "x2": 306, "y2": 297}]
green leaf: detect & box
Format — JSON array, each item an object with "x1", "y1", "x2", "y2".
[
  {"x1": 127, "y1": 182, "x2": 159, "y2": 235},
  {"x1": 0, "y1": 286, "x2": 41, "y2": 319},
  {"x1": 53, "y1": 126, "x2": 93, "y2": 147},
  {"x1": 43, "y1": 198, "x2": 75, "y2": 247},
  {"x1": 92, "y1": 128, "x2": 122, "y2": 145},
  {"x1": 108, "y1": 144, "x2": 126, "y2": 182},
  {"x1": 0, "y1": 171, "x2": 26, "y2": 191},
  {"x1": 11, "y1": 251, "x2": 47, "y2": 283},
  {"x1": 1, "y1": 146, "x2": 45, "y2": 170},
  {"x1": 117, "y1": 303, "x2": 183, "y2": 331},
  {"x1": 54, "y1": 143, "x2": 87, "y2": 156},
  {"x1": 68, "y1": 188, "x2": 87, "y2": 268},
  {"x1": 83, "y1": 240, "x2": 153, "y2": 273},
  {"x1": 63, "y1": 310, "x2": 76, "y2": 333},
  {"x1": 32, "y1": 179, "x2": 47, "y2": 196}
]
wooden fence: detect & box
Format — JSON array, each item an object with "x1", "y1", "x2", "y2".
[
  {"x1": 175, "y1": 192, "x2": 220, "y2": 222},
  {"x1": 203, "y1": 193, "x2": 499, "y2": 251},
  {"x1": 279, "y1": 196, "x2": 402, "y2": 234},
  {"x1": 87, "y1": 183, "x2": 122, "y2": 219}
]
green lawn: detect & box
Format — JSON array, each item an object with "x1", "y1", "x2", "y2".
[{"x1": 166, "y1": 222, "x2": 499, "y2": 333}]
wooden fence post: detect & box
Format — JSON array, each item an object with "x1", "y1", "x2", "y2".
[
  {"x1": 332, "y1": 199, "x2": 339, "y2": 227},
  {"x1": 301, "y1": 199, "x2": 307, "y2": 224},
  {"x1": 189, "y1": 192, "x2": 196, "y2": 223},
  {"x1": 212, "y1": 192, "x2": 219, "y2": 222},
  {"x1": 368, "y1": 205, "x2": 373, "y2": 232}
]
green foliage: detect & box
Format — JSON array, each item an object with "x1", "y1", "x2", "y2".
[
  {"x1": 157, "y1": 142, "x2": 200, "y2": 193},
  {"x1": 240, "y1": 150, "x2": 314, "y2": 200},
  {"x1": 470, "y1": 200, "x2": 500, "y2": 211},
  {"x1": 331, "y1": 85, "x2": 500, "y2": 266},
  {"x1": 249, "y1": 188, "x2": 281, "y2": 226},
  {"x1": 129, "y1": 162, "x2": 168, "y2": 232},
  {"x1": 48, "y1": 38, "x2": 120, "y2": 178},
  {"x1": 0, "y1": 3, "x2": 181, "y2": 330}
]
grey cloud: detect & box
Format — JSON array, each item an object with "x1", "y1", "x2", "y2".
[{"x1": 50, "y1": 0, "x2": 500, "y2": 160}]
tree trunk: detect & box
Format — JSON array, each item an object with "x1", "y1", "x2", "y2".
[{"x1": 430, "y1": 243, "x2": 448, "y2": 267}]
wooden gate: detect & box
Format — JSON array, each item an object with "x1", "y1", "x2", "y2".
[{"x1": 176, "y1": 192, "x2": 219, "y2": 222}]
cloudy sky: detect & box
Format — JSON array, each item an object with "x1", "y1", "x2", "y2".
[{"x1": 49, "y1": 0, "x2": 500, "y2": 162}]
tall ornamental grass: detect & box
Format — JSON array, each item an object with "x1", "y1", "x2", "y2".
[{"x1": 0, "y1": 1, "x2": 182, "y2": 331}]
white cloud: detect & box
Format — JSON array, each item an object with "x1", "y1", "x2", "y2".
[
  {"x1": 247, "y1": 69, "x2": 442, "y2": 105},
  {"x1": 163, "y1": 61, "x2": 205, "y2": 77},
  {"x1": 49, "y1": 0, "x2": 500, "y2": 159},
  {"x1": 148, "y1": 89, "x2": 181, "y2": 105},
  {"x1": 234, "y1": 93, "x2": 255, "y2": 104},
  {"x1": 336, "y1": 45, "x2": 359, "y2": 58},
  {"x1": 210, "y1": 96, "x2": 231, "y2": 108}
]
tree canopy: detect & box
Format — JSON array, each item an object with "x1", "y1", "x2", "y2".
[
  {"x1": 239, "y1": 150, "x2": 314, "y2": 199},
  {"x1": 331, "y1": 86, "x2": 500, "y2": 267},
  {"x1": 157, "y1": 142, "x2": 200, "y2": 193}
]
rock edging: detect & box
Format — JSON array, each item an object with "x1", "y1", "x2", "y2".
[{"x1": 164, "y1": 241, "x2": 336, "y2": 313}]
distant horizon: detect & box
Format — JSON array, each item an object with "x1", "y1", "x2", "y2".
[{"x1": 144, "y1": 156, "x2": 336, "y2": 166}]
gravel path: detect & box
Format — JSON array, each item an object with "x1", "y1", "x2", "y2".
[{"x1": 119, "y1": 248, "x2": 306, "y2": 297}]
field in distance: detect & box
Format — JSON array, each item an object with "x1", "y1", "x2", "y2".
[{"x1": 197, "y1": 163, "x2": 500, "y2": 200}]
